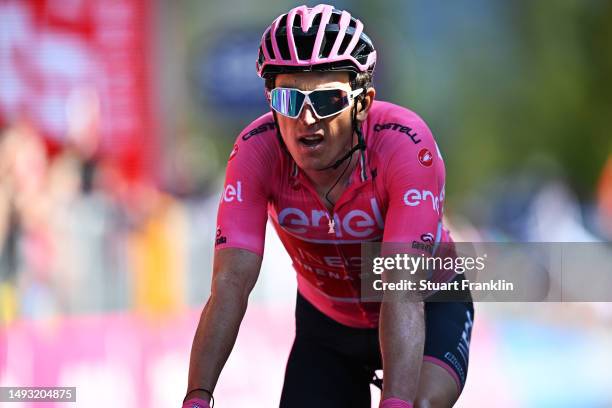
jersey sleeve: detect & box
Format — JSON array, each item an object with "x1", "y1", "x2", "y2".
[
  {"x1": 381, "y1": 114, "x2": 446, "y2": 249},
  {"x1": 215, "y1": 116, "x2": 278, "y2": 256}
]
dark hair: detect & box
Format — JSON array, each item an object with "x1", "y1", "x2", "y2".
[{"x1": 352, "y1": 72, "x2": 373, "y2": 92}]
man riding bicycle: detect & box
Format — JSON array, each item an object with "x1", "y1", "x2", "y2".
[{"x1": 184, "y1": 4, "x2": 474, "y2": 408}]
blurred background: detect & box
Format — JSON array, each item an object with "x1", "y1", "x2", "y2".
[{"x1": 0, "y1": 0, "x2": 611, "y2": 407}]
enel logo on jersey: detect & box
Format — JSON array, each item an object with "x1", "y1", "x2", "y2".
[
  {"x1": 403, "y1": 187, "x2": 444, "y2": 215},
  {"x1": 278, "y1": 198, "x2": 384, "y2": 238},
  {"x1": 223, "y1": 181, "x2": 243, "y2": 202}
]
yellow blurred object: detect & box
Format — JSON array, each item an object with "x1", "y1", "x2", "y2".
[
  {"x1": 128, "y1": 190, "x2": 188, "y2": 316},
  {"x1": 0, "y1": 282, "x2": 17, "y2": 324}
]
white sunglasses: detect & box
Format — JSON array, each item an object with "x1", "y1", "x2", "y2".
[{"x1": 268, "y1": 87, "x2": 363, "y2": 119}]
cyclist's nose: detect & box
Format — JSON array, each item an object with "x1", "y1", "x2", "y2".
[{"x1": 299, "y1": 103, "x2": 318, "y2": 126}]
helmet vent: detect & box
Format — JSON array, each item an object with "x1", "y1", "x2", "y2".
[
  {"x1": 295, "y1": 32, "x2": 316, "y2": 60},
  {"x1": 292, "y1": 13, "x2": 302, "y2": 29},
  {"x1": 319, "y1": 31, "x2": 338, "y2": 58},
  {"x1": 265, "y1": 31, "x2": 275, "y2": 59},
  {"x1": 278, "y1": 13, "x2": 288, "y2": 28},
  {"x1": 338, "y1": 33, "x2": 353, "y2": 55},
  {"x1": 257, "y1": 48, "x2": 265, "y2": 66},
  {"x1": 275, "y1": 14, "x2": 291, "y2": 60},
  {"x1": 329, "y1": 11, "x2": 341, "y2": 25}
]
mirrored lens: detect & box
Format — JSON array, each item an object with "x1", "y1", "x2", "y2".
[
  {"x1": 270, "y1": 88, "x2": 305, "y2": 118},
  {"x1": 309, "y1": 89, "x2": 350, "y2": 117}
]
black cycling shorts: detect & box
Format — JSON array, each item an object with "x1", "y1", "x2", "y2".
[{"x1": 279, "y1": 291, "x2": 474, "y2": 408}]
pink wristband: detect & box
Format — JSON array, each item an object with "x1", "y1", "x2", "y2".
[
  {"x1": 182, "y1": 397, "x2": 210, "y2": 408},
  {"x1": 380, "y1": 397, "x2": 413, "y2": 408}
]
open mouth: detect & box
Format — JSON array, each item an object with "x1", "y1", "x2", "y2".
[{"x1": 299, "y1": 135, "x2": 324, "y2": 148}]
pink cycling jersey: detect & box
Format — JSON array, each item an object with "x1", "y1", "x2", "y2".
[{"x1": 216, "y1": 100, "x2": 455, "y2": 328}]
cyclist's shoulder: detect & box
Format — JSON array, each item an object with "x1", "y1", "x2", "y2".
[
  {"x1": 366, "y1": 100, "x2": 435, "y2": 138},
  {"x1": 236, "y1": 111, "x2": 278, "y2": 146},
  {"x1": 365, "y1": 100, "x2": 438, "y2": 155},
  {"x1": 229, "y1": 111, "x2": 283, "y2": 163},
  {"x1": 223, "y1": 112, "x2": 285, "y2": 187},
  {"x1": 367, "y1": 99, "x2": 426, "y2": 122}
]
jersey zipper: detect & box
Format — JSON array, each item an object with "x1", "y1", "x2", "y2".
[{"x1": 297, "y1": 176, "x2": 367, "y2": 302}]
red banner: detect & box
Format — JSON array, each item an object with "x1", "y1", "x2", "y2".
[{"x1": 0, "y1": 0, "x2": 156, "y2": 181}]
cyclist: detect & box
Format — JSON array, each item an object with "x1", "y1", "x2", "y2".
[{"x1": 184, "y1": 4, "x2": 474, "y2": 408}]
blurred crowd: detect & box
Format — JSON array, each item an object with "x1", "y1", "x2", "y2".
[{"x1": 0, "y1": 119, "x2": 217, "y2": 323}]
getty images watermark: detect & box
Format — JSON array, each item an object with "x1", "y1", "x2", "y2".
[
  {"x1": 360, "y1": 242, "x2": 612, "y2": 302},
  {"x1": 370, "y1": 252, "x2": 513, "y2": 293}
]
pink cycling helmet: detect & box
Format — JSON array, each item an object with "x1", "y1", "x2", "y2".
[{"x1": 256, "y1": 4, "x2": 377, "y2": 78}]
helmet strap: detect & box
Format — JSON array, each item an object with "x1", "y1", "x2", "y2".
[
  {"x1": 321, "y1": 101, "x2": 367, "y2": 206},
  {"x1": 319, "y1": 94, "x2": 366, "y2": 171}
]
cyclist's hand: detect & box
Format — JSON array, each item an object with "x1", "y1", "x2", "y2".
[
  {"x1": 182, "y1": 397, "x2": 210, "y2": 408},
  {"x1": 380, "y1": 397, "x2": 413, "y2": 408}
]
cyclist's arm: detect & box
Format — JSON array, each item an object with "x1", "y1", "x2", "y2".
[
  {"x1": 185, "y1": 116, "x2": 277, "y2": 402},
  {"x1": 379, "y1": 292, "x2": 425, "y2": 403},
  {"x1": 186, "y1": 248, "x2": 262, "y2": 402},
  {"x1": 378, "y1": 113, "x2": 446, "y2": 403}
]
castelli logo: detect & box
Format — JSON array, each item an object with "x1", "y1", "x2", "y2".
[
  {"x1": 228, "y1": 143, "x2": 239, "y2": 161},
  {"x1": 418, "y1": 148, "x2": 433, "y2": 167},
  {"x1": 215, "y1": 226, "x2": 227, "y2": 246}
]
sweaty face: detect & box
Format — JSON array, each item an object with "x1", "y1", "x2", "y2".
[{"x1": 273, "y1": 72, "x2": 355, "y2": 172}]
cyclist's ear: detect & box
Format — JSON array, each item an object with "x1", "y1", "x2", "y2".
[{"x1": 356, "y1": 87, "x2": 376, "y2": 121}]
